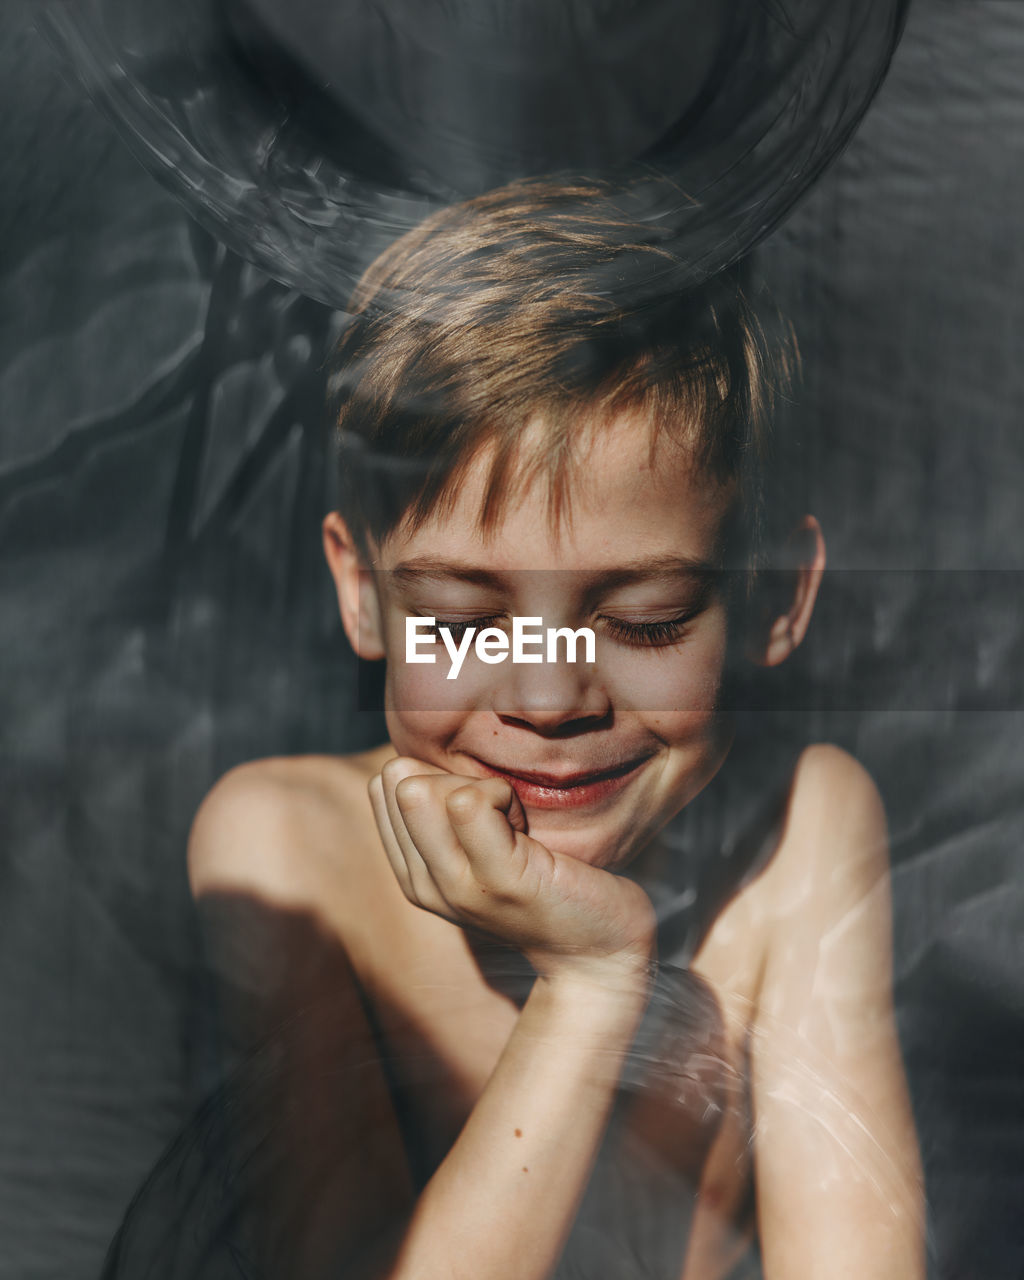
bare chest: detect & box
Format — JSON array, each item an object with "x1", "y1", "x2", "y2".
[
  {"x1": 349, "y1": 891, "x2": 762, "y2": 1231},
  {"x1": 316, "y1": 759, "x2": 769, "y2": 1259}
]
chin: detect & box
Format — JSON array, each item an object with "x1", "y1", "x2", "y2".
[{"x1": 525, "y1": 815, "x2": 644, "y2": 872}]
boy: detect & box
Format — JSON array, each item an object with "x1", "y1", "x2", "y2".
[{"x1": 185, "y1": 179, "x2": 924, "y2": 1280}]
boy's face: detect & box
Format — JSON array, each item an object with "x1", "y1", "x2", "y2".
[{"x1": 326, "y1": 413, "x2": 820, "y2": 874}]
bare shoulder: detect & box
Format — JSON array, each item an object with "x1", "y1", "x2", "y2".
[
  {"x1": 696, "y1": 745, "x2": 890, "y2": 1005},
  {"x1": 752, "y1": 742, "x2": 895, "y2": 1002},
  {"x1": 774, "y1": 742, "x2": 888, "y2": 884},
  {"x1": 188, "y1": 744, "x2": 395, "y2": 907},
  {"x1": 787, "y1": 741, "x2": 885, "y2": 823}
]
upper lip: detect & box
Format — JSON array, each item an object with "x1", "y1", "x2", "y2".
[{"x1": 471, "y1": 755, "x2": 651, "y2": 788}]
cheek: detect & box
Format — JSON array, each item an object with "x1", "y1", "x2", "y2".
[
  {"x1": 384, "y1": 666, "x2": 467, "y2": 751},
  {"x1": 384, "y1": 646, "x2": 500, "y2": 756},
  {"x1": 382, "y1": 610, "x2": 465, "y2": 736},
  {"x1": 602, "y1": 613, "x2": 730, "y2": 717}
]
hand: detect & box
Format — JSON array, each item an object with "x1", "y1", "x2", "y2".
[{"x1": 368, "y1": 756, "x2": 657, "y2": 986}]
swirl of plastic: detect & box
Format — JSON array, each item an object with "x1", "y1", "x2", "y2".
[{"x1": 40, "y1": 0, "x2": 907, "y2": 311}]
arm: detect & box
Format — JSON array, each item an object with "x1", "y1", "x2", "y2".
[
  {"x1": 395, "y1": 959, "x2": 649, "y2": 1280},
  {"x1": 369, "y1": 758, "x2": 658, "y2": 1280},
  {"x1": 750, "y1": 746, "x2": 926, "y2": 1280},
  {"x1": 187, "y1": 769, "x2": 419, "y2": 1280},
  {"x1": 187, "y1": 759, "x2": 658, "y2": 1280}
]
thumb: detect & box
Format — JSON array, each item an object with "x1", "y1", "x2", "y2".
[
  {"x1": 453, "y1": 776, "x2": 528, "y2": 835},
  {"x1": 503, "y1": 782, "x2": 529, "y2": 834}
]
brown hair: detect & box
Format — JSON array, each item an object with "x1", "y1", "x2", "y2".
[{"x1": 327, "y1": 175, "x2": 798, "y2": 566}]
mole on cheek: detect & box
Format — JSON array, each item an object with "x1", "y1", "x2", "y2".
[{"x1": 514, "y1": 1128, "x2": 522, "y2": 1137}]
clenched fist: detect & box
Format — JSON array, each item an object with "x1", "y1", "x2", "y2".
[{"x1": 369, "y1": 756, "x2": 658, "y2": 986}]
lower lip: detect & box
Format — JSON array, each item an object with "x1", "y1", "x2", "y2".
[{"x1": 473, "y1": 757, "x2": 651, "y2": 809}]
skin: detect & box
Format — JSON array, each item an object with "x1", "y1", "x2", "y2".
[{"x1": 188, "y1": 414, "x2": 925, "y2": 1280}]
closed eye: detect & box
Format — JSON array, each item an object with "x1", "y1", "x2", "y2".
[
  {"x1": 428, "y1": 615, "x2": 505, "y2": 641},
  {"x1": 600, "y1": 614, "x2": 696, "y2": 648}
]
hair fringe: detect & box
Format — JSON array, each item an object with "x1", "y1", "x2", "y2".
[{"x1": 327, "y1": 176, "x2": 800, "y2": 565}]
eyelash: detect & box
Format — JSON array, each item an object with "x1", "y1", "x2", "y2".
[
  {"x1": 426, "y1": 615, "x2": 695, "y2": 648},
  {"x1": 429, "y1": 616, "x2": 502, "y2": 642},
  {"x1": 600, "y1": 615, "x2": 695, "y2": 648}
]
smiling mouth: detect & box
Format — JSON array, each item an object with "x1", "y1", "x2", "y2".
[{"x1": 471, "y1": 754, "x2": 653, "y2": 810}]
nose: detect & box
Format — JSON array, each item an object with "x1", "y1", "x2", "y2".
[{"x1": 490, "y1": 654, "x2": 611, "y2": 734}]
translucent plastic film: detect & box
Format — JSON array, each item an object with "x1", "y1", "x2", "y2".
[{"x1": 1, "y1": 4, "x2": 1022, "y2": 1280}]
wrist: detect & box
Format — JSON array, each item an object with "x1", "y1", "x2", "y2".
[
  {"x1": 526, "y1": 895, "x2": 658, "y2": 994},
  {"x1": 536, "y1": 950, "x2": 655, "y2": 1025}
]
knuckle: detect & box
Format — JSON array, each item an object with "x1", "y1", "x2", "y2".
[
  {"x1": 480, "y1": 777, "x2": 511, "y2": 805},
  {"x1": 394, "y1": 774, "x2": 432, "y2": 810},
  {"x1": 445, "y1": 783, "x2": 483, "y2": 822},
  {"x1": 442, "y1": 864, "x2": 483, "y2": 908},
  {"x1": 380, "y1": 756, "x2": 413, "y2": 787}
]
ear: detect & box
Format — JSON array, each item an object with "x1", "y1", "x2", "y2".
[
  {"x1": 748, "y1": 515, "x2": 826, "y2": 668},
  {"x1": 322, "y1": 512, "x2": 386, "y2": 661}
]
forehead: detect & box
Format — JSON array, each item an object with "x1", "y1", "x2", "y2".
[{"x1": 378, "y1": 411, "x2": 734, "y2": 573}]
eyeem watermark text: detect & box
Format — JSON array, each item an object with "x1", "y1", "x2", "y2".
[{"x1": 407, "y1": 617, "x2": 596, "y2": 680}]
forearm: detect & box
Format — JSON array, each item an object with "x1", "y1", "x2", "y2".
[{"x1": 387, "y1": 965, "x2": 651, "y2": 1280}]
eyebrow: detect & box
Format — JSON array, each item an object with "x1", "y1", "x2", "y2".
[{"x1": 387, "y1": 555, "x2": 719, "y2": 592}]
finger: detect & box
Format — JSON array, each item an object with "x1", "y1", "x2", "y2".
[
  {"x1": 380, "y1": 758, "x2": 455, "y2": 909},
  {"x1": 504, "y1": 783, "x2": 528, "y2": 834},
  {"x1": 445, "y1": 778, "x2": 536, "y2": 888},
  {"x1": 380, "y1": 753, "x2": 450, "y2": 782},
  {"x1": 393, "y1": 773, "x2": 474, "y2": 892},
  {"x1": 367, "y1": 774, "x2": 413, "y2": 898},
  {"x1": 380, "y1": 758, "x2": 444, "y2": 864}
]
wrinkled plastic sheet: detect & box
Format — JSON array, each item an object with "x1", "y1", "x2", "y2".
[{"x1": 1, "y1": 1, "x2": 1023, "y2": 1277}]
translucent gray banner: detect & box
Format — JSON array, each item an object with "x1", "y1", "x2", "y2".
[{"x1": 351, "y1": 570, "x2": 1024, "y2": 713}]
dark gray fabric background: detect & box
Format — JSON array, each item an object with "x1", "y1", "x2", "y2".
[{"x1": 1, "y1": 1, "x2": 1022, "y2": 1277}]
